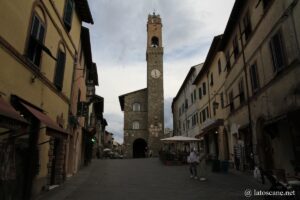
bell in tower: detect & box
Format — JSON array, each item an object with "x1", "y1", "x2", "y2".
[{"x1": 147, "y1": 13, "x2": 163, "y2": 49}]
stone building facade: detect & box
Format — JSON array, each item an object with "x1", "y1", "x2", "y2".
[{"x1": 119, "y1": 13, "x2": 164, "y2": 158}]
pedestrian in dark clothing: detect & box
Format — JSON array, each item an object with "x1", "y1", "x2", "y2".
[{"x1": 234, "y1": 143, "x2": 242, "y2": 170}]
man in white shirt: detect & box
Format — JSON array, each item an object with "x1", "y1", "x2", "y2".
[{"x1": 187, "y1": 148, "x2": 199, "y2": 179}]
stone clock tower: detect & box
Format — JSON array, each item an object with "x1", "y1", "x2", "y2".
[
  {"x1": 146, "y1": 13, "x2": 164, "y2": 156},
  {"x1": 119, "y1": 13, "x2": 164, "y2": 158}
]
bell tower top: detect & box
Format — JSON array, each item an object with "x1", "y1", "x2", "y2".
[{"x1": 147, "y1": 12, "x2": 163, "y2": 48}]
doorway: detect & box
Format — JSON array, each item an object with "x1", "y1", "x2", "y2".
[
  {"x1": 50, "y1": 138, "x2": 60, "y2": 185},
  {"x1": 133, "y1": 138, "x2": 147, "y2": 158}
]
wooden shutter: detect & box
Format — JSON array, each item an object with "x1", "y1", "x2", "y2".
[
  {"x1": 270, "y1": 32, "x2": 285, "y2": 72},
  {"x1": 64, "y1": 0, "x2": 74, "y2": 30},
  {"x1": 54, "y1": 51, "x2": 66, "y2": 90},
  {"x1": 27, "y1": 15, "x2": 45, "y2": 67}
]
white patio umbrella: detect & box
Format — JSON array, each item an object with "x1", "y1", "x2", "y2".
[
  {"x1": 103, "y1": 148, "x2": 111, "y2": 152},
  {"x1": 160, "y1": 136, "x2": 201, "y2": 142}
]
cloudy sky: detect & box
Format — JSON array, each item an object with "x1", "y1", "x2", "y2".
[{"x1": 85, "y1": 0, "x2": 235, "y2": 143}]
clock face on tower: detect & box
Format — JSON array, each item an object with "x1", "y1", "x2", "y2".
[{"x1": 151, "y1": 69, "x2": 161, "y2": 79}]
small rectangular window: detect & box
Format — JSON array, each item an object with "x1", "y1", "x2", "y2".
[
  {"x1": 199, "y1": 88, "x2": 202, "y2": 99},
  {"x1": 54, "y1": 50, "x2": 66, "y2": 90},
  {"x1": 203, "y1": 82, "x2": 207, "y2": 95},
  {"x1": 229, "y1": 91, "x2": 234, "y2": 112},
  {"x1": 250, "y1": 63, "x2": 260, "y2": 93},
  {"x1": 202, "y1": 110, "x2": 206, "y2": 122},
  {"x1": 206, "y1": 107, "x2": 209, "y2": 119},
  {"x1": 218, "y1": 59, "x2": 222, "y2": 74},
  {"x1": 262, "y1": 0, "x2": 271, "y2": 10},
  {"x1": 226, "y1": 50, "x2": 231, "y2": 71},
  {"x1": 191, "y1": 93, "x2": 194, "y2": 104},
  {"x1": 210, "y1": 73, "x2": 214, "y2": 86},
  {"x1": 213, "y1": 101, "x2": 216, "y2": 116},
  {"x1": 233, "y1": 35, "x2": 239, "y2": 59},
  {"x1": 243, "y1": 11, "x2": 252, "y2": 41},
  {"x1": 270, "y1": 31, "x2": 286, "y2": 72},
  {"x1": 27, "y1": 15, "x2": 45, "y2": 67},
  {"x1": 199, "y1": 112, "x2": 202, "y2": 124},
  {"x1": 239, "y1": 79, "x2": 245, "y2": 104},
  {"x1": 220, "y1": 92, "x2": 224, "y2": 108},
  {"x1": 185, "y1": 99, "x2": 188, "y2": 109},
  {"x1": 64, "y1": 0, "x2": 74, "y2": 31}
]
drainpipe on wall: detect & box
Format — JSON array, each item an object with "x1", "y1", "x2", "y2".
[
  {"x1": 238, "y1": 22, "x2": 254, "y2": 165},
  {"x1": 65, "y1": 52, "x2": 78, "y2": 177}
]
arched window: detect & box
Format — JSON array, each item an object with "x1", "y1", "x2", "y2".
[
  {"x1": 151, "y1": 36, "x2": 159, "y2": 47},
  {"x1": 132, "y1": 121, "x2": 140, "y2": 130},
  {"x1": 132, "y1": 103, "x2": 141, "y2": 112}
]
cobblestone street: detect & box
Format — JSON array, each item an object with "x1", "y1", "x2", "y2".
[{"x1": 37, "y1": 158, "x2": 268, "y2": 200}]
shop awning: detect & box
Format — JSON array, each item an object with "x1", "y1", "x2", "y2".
[
  {"x1": 21, "y1": 103, "x2": 68, "y2": 135},
  {"x1": 0, "y1": 97, "x2": 28, "y2": 125},
  {"x1": 201, "y1": 119, "x2": 224, "y2": 132},
  {"x1": 195, "y1": 119, "x2": 224, "y2": 138}
]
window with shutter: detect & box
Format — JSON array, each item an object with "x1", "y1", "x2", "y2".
[
  {"x1": 63, "y1": 0, "x2": 74, "y2": 31},
  {"x1": 229, "y1": 91, "x2": 234, "y2": 112},
  {"x1": 225, "y1": 50, "x2": 231, "y2": 71},
  {"x1": 239, "y1": 79, "x2": 245, "y2": 104},
  {"x1": 250, "y1": 63, "x2": 260, "y2": 94},
  {"x1": 199, "y1": 88, "x2": 202, "y2": 99},
  {"x1": 243, "y1": 11, "x2": 252, "y2": 41},
  {"x1": 218, "y1": 59, "x2": 222, "y2": 74},
  {"x1": 27, "y1": 15, "x2": 45, "y2": 67},
  {"x1": 54, "y1": 50, "x2": 66, "y2": 91},
  {"x1": 203, "y1": 82, "x2": 207, "y2": 95},
  {"x1": 233, "y1": 35, "x2": 239, "y2": 59},
  {"x1": 220, "y1": 92, "x2": 224, "y2": 108},
  {"x1": 270, "y1": 31, "x2": 286, "y2": 72}
]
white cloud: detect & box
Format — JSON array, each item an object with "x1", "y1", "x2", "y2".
[{"x1": 87, "y1": 0, "x2": 235, "y2": 143}]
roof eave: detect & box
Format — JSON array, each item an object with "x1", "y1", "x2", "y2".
[{"x1": 74, "y1": 0, "x2": 94, "y2": 24}]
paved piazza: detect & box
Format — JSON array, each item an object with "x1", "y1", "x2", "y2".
[{"x1": 37, "y1": 158, "x2": 268, "y2": 200}]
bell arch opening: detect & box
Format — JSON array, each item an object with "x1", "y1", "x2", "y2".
[{"x1": 151, "y1": 36, "x2": 159, "y2": 47}]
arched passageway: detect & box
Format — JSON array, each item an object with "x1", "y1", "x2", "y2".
[{"x1": 133, "y1": 138, "x2": 147, "y2": 158}]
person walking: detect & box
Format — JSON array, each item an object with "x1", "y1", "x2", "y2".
[
  {"x1": 187, "y1": 148, "x2": 199, "y2": 179},
  {"x1": 234, "y1": 142, "x2": 242, "y2": 170}
]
